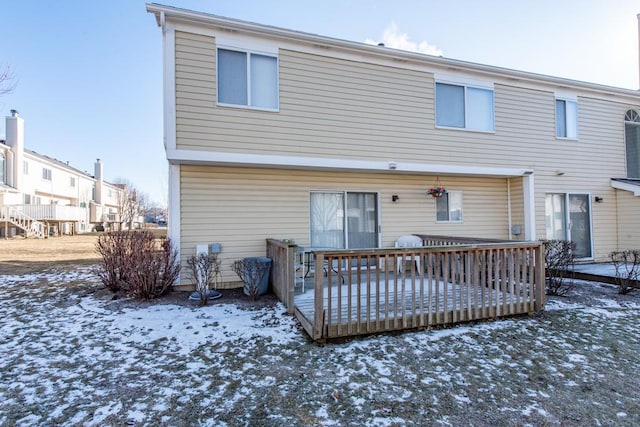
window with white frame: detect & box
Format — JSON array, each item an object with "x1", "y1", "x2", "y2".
[
  {"x1": 436, "y1": 82, "x2": 494, "y2": 131},
  {"x1": 217, "y1": 48, "x2": 278, "y2": 110},
  {"x1": 24, "y1": 194, "x2": 32, "y2": 204},
  {"x1": 23, "y1": 160, "x2": 28, "y2": 175},
  {"x1": 42, "y1": 167, "x2": 52, "y2": 181},
  {"x1": 555, "y1": 97, "x2": 578, "y2": 139},
  {"x1": 70, "y1": 177, "x2": 76, "y2": 187},
  {"x1": 435, "y1": 191, "x2": 463, "y2": 222},
  {"x1": 624, "y1": 109, "x2": 640, "y2": 178}
]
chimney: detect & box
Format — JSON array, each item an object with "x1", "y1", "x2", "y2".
[
  {"x1": 94, "y1": 158, "x2": 103, "y2": 204},
  {"x1": 6, "y1": 109, "x2": 24, "y2": 191}
]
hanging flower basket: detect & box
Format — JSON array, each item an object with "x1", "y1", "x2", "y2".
[{"x1": 427, "y1": 186, "x2": 446, "y2": 198}]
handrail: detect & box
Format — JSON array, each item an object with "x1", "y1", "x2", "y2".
[{"x1": 1, "y1": 206, "x2": 46, "y2": 238}]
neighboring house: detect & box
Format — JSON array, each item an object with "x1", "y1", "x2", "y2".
[
  {"x1": 147, "y1": 4, "x2": 640, "y2": 287},
  {"x1": 0, "y1": 110, "x2": 127, "y2": 237}
]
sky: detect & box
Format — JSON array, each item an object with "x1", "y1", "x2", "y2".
[{"x1": 1, "y1": 0, "x2": 639, "y2": 206}]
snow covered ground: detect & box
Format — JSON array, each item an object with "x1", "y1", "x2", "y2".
[{"x1": 1, "y1": 266, "x2": 639, "y2": 426}]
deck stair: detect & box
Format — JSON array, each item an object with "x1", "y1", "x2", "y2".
[{"x1": 0, "y1": 206, "x2": 46, "y2": 238}]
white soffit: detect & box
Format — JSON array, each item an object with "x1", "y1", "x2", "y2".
[{"x1": 167, "y1": 148, "x2": 532, "y2": 177}]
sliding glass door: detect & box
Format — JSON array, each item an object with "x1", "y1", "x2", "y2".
[
  {"x1": 310, "y1": 191, "x2": 379, "y2": 249},
  {"x1": 545, "y1": 193, "x2": 592, "y2": 259}
]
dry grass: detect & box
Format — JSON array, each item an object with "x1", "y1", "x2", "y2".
[{"x1": 0, "y1": 229, "x2": 167, "y2": 275}]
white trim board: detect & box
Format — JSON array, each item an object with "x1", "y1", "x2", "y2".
[
  {"x1": 611, "y1": 180, "x2": 640, "y2": 196},
  {"x1": 166, "y1": 148, "x2": 533, "y2": 178}
]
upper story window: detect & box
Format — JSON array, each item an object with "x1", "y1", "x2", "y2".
[
  {"x1": 217, "y1": 48, "x2": 278, "y2": 110},
  {"x1": 435, "y1": 78, "x2": 494, "y2": 132},
  {"x1": 555, "y1": 95, "x2": 578, "y2": 139},
  {"x1": 23, "y1": 160, "x2": 28, "y2": 175},
  {"x1": 70, "y1": 177, "x2": 76, "y2": 187},
  {"x1": 435, "y1": 191, "x2": 463, "y2": 222},
  {"x1": 625, "y1": 109, "x2": 640, "y2": 178},
  {"x1": 42, "y1": 167, "x2": 52, "y2": 181}
]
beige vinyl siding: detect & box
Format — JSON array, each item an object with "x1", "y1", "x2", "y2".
[
  {"x1": 616, "y1": 189, "x2": 640, "y2": 250},
  {"x1": 173, "y1": 29, "x2": 634, "y2": 262},
  {"x1": 175, "y1": 31, "x2": 216, "y2": 115},
  {"x1": 180, "y1": 165, "x2": 514, "y2": 287},
  {"x1": 174, "y1": 31, "x2": 627, "y2": 172}
]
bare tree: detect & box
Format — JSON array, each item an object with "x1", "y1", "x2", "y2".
[
  {"x1": 114, "y1": 179, "x2": 146, "y2": 230},
  {"x1": 0, "y1": 64, "x2": 17, "y2": 96}
]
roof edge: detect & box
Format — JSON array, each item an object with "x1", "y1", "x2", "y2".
[{"x1": 146, "y1": 3, "x2": 640, "y2": 98}]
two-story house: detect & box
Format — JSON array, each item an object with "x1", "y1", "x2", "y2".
[
  {"x1": 147, "y1": 4, "x2": 640, "y2": 287},
  {"x1": 0, "y1": 110, "x2": 126, "y2": 237}
]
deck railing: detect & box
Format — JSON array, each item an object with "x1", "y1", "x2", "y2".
[
  {"x1": 7, "y1": 204, "x2": 87, "y2": 221},
  {"x1": 266, "y1": 239, "x2": 297, "y2": 313},
  {"x1": 415, "y1": 234, "x2": 507, "y2": 246},
  {"x1": 296, "y1": 241, "x2": 544, "y2": 341}
]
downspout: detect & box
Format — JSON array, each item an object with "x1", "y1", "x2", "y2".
[
  {"x1": 523, "y1": 173, "x2": 536, "y2": 240},
  {"x1": 507, "y1": 178, "x2": 512, "y2": 240}
]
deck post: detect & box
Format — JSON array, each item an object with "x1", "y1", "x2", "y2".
[
  {"x1": 534, "y1": 243, "x2": 546, "y2": 311},
  {"x1": 313, "y1": 252, "x2": 325, "y2": 340}
]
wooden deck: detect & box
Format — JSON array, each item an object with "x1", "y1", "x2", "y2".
[{"x1": 267, "y1": 237, "x2": 545, "y2": 342}]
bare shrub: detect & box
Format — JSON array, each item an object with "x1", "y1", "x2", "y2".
[
  {"x1": 187, "y1": 253, "x2": 221, "y2": 306},
  {"x1": 610, "y1": 250, "x2": 640, "y2": 295},
  {"x1": 542, "y1": 239, "x2": 575, "y2": 296},
  {"x1": 95, "y1": 231, "x2": 180, "y2": 299},
  {"x1": 232, "y1": 258, "x2": 270, "y2": 300},
  {"x1": 95, "y1": 231, "x2": 130, "y2": 292}
]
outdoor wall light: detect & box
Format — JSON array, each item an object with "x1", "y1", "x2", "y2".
[
  {"x1": 392, "y1": 195, "x2": 400, "y2": 203},
  {"x1": 595, "y1": 196, "x2": 604, "y2": 203},
  {"x1": 388, "y1": 161, "x2": 397, "y2": 170}
]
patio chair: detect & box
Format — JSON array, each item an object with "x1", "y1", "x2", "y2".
[{"x1": 395, "y1": 235, "x2": 423, "y2": 273}]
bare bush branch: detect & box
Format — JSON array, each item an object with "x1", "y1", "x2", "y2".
[
  {"x1": 542, "y1": 239, "x2": 575, "y2": 296},
  {"x1": 610, "y1": 250, "x2": 640, "y2": 294},
  {"x1": 232, "y1": 258, "x2": 270, "y2": 300},
  {"x1": 95, "y1": 231, "x2": 180, "y2": 299},
  {"x1": 95, "y1": 231, "x2": 130, "y2": 292},
  {"x1": 187, "y1": 253, "x2": 221, "y2": 306}
]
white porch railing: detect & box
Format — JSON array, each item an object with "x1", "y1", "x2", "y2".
[
  {"x1": 104, "y1": 213, "x2": 120, "y2": 222},
  {"x1": 1, "y1": 206, "x2": 46, "y2": 238},
  {"x1": 7, "y1": 204, "x2": 87, "y2": 221}
]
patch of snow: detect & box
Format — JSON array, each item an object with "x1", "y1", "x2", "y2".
[{"x1": 567, "y1": 354, "x2": 587, "y2": 363}]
